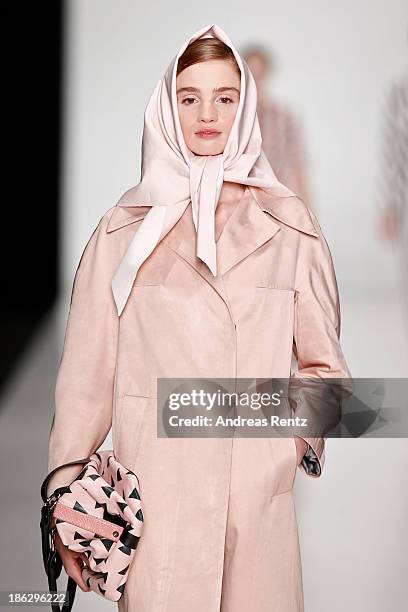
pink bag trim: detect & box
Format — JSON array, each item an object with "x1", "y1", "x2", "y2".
[{"x1": 53, "y1": 502, "x2": 124, "y2": 541}]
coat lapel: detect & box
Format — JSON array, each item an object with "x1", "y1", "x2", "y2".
[
  {"x1": 216, "y1": 186, "x2": 282, "y2": 276},
  {"x1": 162, "y1": 184, "x2": 320, "y2": 280},
  {"x1": 106, "y1": 184, "x2": 320, "y2": 316},
  {"x1": 160, "y1": 186, "x2": 282, "y2": 315}
]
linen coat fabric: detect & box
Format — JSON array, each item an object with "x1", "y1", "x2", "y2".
[{"x1": 47, "y1": 183, "x2": 351, "y2": 612}]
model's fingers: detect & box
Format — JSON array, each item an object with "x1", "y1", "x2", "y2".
[{"x1": 68, "y1": 557, "x2": 90, "y2": 592}]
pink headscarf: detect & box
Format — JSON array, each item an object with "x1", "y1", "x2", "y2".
[{"x1": 111, "y1": 23, "x2": 295, "y2": 316}]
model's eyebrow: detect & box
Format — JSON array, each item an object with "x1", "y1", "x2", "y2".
[{"x1": 176, "y1": 86, "x2": 240, "y2": 95}]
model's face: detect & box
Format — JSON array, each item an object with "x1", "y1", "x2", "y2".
[{"x1": 176, "y1": 59, "x2": 241, "y2": 156}]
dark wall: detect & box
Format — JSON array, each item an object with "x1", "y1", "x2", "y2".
[{"x1": 1, "y1": 2, "x2": 64, "y2": 390}]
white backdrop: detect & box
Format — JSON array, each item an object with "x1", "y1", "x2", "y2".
[
  {"x1": 61, "y1": 0, "x2": 407, "y2": 293},
  {"x1": 59, "y1": 2, "x2": 408, "y2": 610}
]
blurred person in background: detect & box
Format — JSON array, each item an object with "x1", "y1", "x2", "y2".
[
  {"x1": 243, "y1": 44, "x2": 313, "y2": 207},
  {"x1": 377, "y1": 65, "x2": 408, "y2": 338}
]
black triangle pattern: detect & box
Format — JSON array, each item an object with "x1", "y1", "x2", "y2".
[
  {"x1": 102, "y1": 485, "x2": 114, "y2": 498},
  {"x1": 98, "y1": 584, "x2": 106, "y2": 595},
  {"x1": 118, "y1": 565, "x2": 129, "y2": 575},
  {"x1": 129, "y1": 487, "x2": 140, "y2": 500},
  {"x1": 117, "y1": 583, "x2": 126, "y2": 594},
  {"x1": 101, "y1": 538, "x2": 114, "y2": 551},
  {"x1": 79, "y1": 539, "x2": 92, "y2": 547},
  {"x1": 94, "y1": 557, "x2": 105, "y2": 566},
  {"x1": 136, "y1": 508, "x2": 144, "y2": 521},
  {"x1": 117, "y1": 531, "x2": 139, "y2": 556},
  {"x1": 73, "y1": 501, "x2": 87, "y2": 514},
  {"x1": 88, "y1": 474, "x2": 100, "y2": 481},
  {"x1": 95, "y1": 501, "x2": 107, "y2": 510},
  {"x1": 116, "y1": 468, "x2": 122, "y2": 482},
  {"x1": 95, "y1": 501, "x2": 110, "y2": 520},
  {"x1": 74, "y1": 531, "x2": 85, "y2": 540}
]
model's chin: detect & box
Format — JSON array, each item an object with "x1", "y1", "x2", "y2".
[
  {"x1": 188, "y1": 144, "x2": 225, "y2": 156},
  {"x1": 191, "y1": 150, "x2": 225, "y2": 157},
  {"x1": 185, "y1": 135, "x2": 226, "y2": 157}
]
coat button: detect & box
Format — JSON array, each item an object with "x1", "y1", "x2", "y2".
[{"x1": 113, "y1": 530, "x2": 119, "y2": 537}]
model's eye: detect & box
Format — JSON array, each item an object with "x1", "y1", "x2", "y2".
[
  {"x1": 181, "y1": 97, "x2": 197, "y2": 105},
  {"x1": 218, "y1": 97, "x2": 234, "y2": 104}
]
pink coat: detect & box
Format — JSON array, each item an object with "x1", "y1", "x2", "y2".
[{"x1": 47, "y1": 184, "x2": 351, "y2": 611}]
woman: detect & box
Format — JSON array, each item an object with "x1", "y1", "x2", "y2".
[
  {"x1": 243, "y1": 45, "x2": 313, "y2": 207},
  {"x1": 47, "y1": 24, "x2": 351, "y2": 612}
]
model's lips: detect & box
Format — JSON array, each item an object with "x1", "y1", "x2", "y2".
[{"x1": 195, "y1": 130, "x2": 221, "y2": 139}]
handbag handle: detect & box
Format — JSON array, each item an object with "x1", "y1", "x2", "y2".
[
  {"x1": 40, "y1": 458, "x2": 91, "y2": 612},
  {"x1": 41, "y1": 458, "x2": 91, "y2": 503}
]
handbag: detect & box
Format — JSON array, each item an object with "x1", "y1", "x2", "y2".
[{"x1": 40, "y1": 450, "x2": 144, "y2": 612}]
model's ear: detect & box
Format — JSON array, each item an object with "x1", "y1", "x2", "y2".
[{"x1": 106, "y1": 205, "x2": 152, "y2": 233}]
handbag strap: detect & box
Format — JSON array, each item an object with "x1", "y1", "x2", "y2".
[
  {"x1": 47, "y1": 551, "x2": 78, "y2": 612},
  {"x1": 40, "y1": 458, "x2": 92, "y2": 611},
  {"x1": 41, "y1": 458, "x2": 91, "y2": 502}
]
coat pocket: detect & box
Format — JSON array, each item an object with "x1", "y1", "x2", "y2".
[
  {"x1": 255, "y1": 286, "x2": 296, "y2": 337},
  {"x1": 255, "y1": 284, "x2": 296, "y2": 292},
  {"x1": 268, "y1": 435, "x2": 299, "y2": 495},
  {"x1": 255, "y1": 286, "x2": 296, "y2": 304},
  {"x1": 113, "y1": 395, "x2": 149, "y2": 463}
]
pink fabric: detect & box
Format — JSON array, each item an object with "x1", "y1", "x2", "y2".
[{"x1": 111, "y1": 23, "x2": 295, "y2": 316}]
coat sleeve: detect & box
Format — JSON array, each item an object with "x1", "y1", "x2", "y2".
[
  {"x1": 46, "y1": 206, "x2": 119, "y2": 497},
  {"x1": 292, "y1": 207, "x2": 352, "y2": 478}
]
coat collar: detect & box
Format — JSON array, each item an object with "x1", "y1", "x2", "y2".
[
  {"x1": 106, "y1": 184, "x2": 320, "y2": 239},
  {"x1": 106, "y1": 205, "x2": 151, "y2": 232},
  {"x1": 162, "y1": 186, "x2": 278, "y2": 279},
  {"x1": 160, "y1": 185, "x2": 320, "y2": 291},
  {"x1": 106, "y1": 185, "x2": 320, "y2": 317},
  {"x1": 249, "y1": 185, "x2": 320, "y2": 238}
]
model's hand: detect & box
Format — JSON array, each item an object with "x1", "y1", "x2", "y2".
[
  {"x1": 294, "y1": 437, "x2": 308, "y2": 465},
  {"x1": 51, "y1": 515, "x2": 91, "y2": 592}
]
